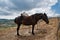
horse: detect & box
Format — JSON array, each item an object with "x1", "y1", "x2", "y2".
[{"x1": 14, "y1": 13, "x2": 49, "y2": 36}]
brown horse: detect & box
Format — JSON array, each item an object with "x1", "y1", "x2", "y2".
[{"x1": 14, "y1": 13, "x2": 49, "y2": 36}]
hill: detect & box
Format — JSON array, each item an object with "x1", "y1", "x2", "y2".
[
  {"x1": 0, "y1": 19, "x2": 15, "y2": 29},
  {"x1": 0, "y1": 17, "x2": 60, "y2": 40}
]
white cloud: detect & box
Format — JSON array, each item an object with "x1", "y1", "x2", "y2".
[
  {"x1": 25, "y1": 0, "x2": 59, "y2": 17},
  {"x1": 0, "y1": 11, "x2": 20, "y2": 19},
  {"x1": 0, "y1": 7, "x2": 10, "y2": 13},
  {"x1": 0, "y1": 0, "x2": 15, "y2": 7},
  {"x1": 0, "y1": 0, "x2": 59, "y2": 19}
]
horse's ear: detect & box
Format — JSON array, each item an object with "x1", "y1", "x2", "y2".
[{"x1": 44, "y1": 13, "x2": 47, "y2": 16}]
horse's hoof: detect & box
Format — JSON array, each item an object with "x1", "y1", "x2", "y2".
[
  {"x1": 32, "y1": 33, "x2": 35, "y2": 35},
  {"x1": 17, "y1": 34, "x2": 20, "y2": 36}
]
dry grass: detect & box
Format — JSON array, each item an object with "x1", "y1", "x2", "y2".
[{"x1": 0, "y1": 17, "x2": 59, "y2": 40}]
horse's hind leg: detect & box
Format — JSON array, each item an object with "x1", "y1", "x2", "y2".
[
  {"x1": 17, "y1": 24, "x2": 21, "y2": 36},
  {"x1": 32, "y1": 25, "x2": 35, "y2": 35}
]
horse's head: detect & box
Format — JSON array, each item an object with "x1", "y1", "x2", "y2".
[{"x1": 42, "y1": 13, "x2": 49, "y2": 24}]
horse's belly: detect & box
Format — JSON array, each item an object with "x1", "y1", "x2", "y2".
[
  {"x1": 23, "y1": 23, "x2": 32, "y2": 25},
  {"x1": 22, "y1": 20, "x2": 33, "y2": 25}
]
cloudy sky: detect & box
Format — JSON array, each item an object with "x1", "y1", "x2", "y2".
[{"x1": 0, "y1": 0, "x2": 60, "y2": 19}]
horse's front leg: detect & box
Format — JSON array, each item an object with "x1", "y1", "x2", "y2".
[
  {"x1": 17, "y1": 24, "x2": 21, "y2": 36},
  {"x1": 32, "y1": 25, "x2": 35, "y2": 35}
]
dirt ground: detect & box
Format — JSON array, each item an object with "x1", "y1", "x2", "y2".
[{"x1": 0, "y1": 18, "x2": 60, "y2": 40}]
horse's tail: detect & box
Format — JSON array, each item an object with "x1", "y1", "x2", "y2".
[
  {"x1": 14, "y1": 18, "x2": 16, "y2": 23},
  {"x1": 14, "y1": 16, "x2": 23, "y2": 24}
]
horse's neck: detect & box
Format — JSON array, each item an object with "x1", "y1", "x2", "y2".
[{"x1": 32, "y1": 15, "x2": 41, "y2": 22}]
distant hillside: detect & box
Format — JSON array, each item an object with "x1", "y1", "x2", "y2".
[{"x1": 0, "y1": 19, "x2": 16, "y2": 28}]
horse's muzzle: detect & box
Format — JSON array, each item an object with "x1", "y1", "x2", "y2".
[{"x1": 46, "y1": 21, "x2": 49, "y2": 24}]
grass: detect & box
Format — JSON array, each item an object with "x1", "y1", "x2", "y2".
[{"x1": 0, "y1": 17, "x2": 60, "y2": 40}]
